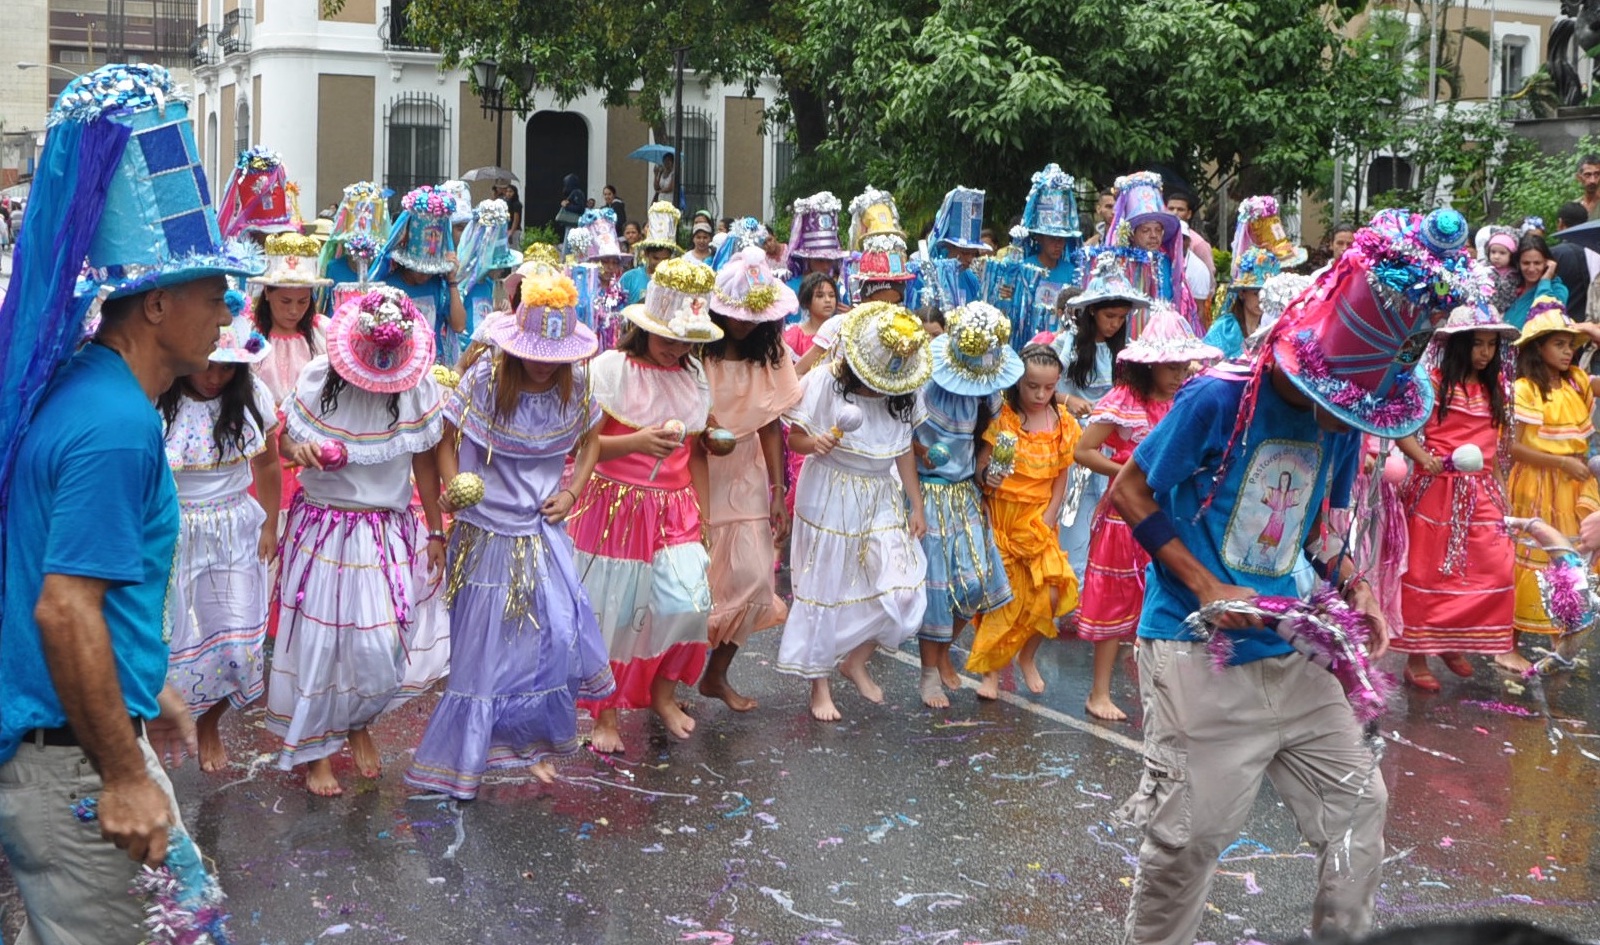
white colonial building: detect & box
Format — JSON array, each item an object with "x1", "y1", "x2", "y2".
[{"x1": 190, "y1": 0, "x2": 791, "y2": 227}]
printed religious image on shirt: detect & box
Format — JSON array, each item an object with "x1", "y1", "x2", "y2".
[{"x1": 1223, "y1": 439, "x2": 1321, "y2": 577}]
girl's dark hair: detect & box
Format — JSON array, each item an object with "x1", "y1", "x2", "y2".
[
  {"x1": 253, "y1": 287, "x2": 319, "y2": 352},
  {"x1": 1068, "y1": 302, "x2": 1128, "y2": 390},
  {"x1": 1004, "y1": 344, "x2": 1064, "y2": 413},
  {"x1": 1514, "y1": 336, "x2": 1562, "y2": 400},
  {"x1": 159, "y1": 366, "x2": 265, "y2": 459},
  {"x1": 1117, "y1": 361, "x2": 1157, "y2": 401},
  {"x1": 798, "y1": 272, "x2": 838, "y2": 312},
  {"x1": 704, "y1": 315, "x2": 785, "y2": 367},
  {"x1": 616, "y1": 324, "x2": 696, "y2": 369},
  {"x1": 918, "y1": 305, "x2": 946, "y2": 329},
  {"x1": 1516, "y1": 233, "x2": 1554, "y2": 286},
  {"x1": 320, "y1": 364, "x2": 402, "y2": 428},
  {"x1": 832, "y1": 358, "x2": 916, "y2": 424},
  {"x1": 1437, "y1": 332, "x2": 1506, "y2": 425}
]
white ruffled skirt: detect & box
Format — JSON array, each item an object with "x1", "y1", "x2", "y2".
[{"x1": 167, "y1": 492, "x2": 270, "y2": 714}]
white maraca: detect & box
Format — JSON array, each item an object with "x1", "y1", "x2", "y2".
[
  {"x1": 830, "y1": 404, "x2": 865, "y2": 441},
  {"x1": 649, "y1": 418, "x2": 688, "y2": 481},
  {"x1": 1449, "y1": 443, "x2": 1483, "y2": 473}
]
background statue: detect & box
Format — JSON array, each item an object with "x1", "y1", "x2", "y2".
[{"x1": 1549, "y1": 0, "x2": 1600, "y2": 107}]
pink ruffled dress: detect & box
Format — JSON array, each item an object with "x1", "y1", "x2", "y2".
[{"x1": 569, "y1": 351, "x2": 714, "y2": 710}]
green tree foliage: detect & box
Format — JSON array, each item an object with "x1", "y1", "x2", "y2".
[
  {"x1": 1496, "y1": 135, "x2": 1600, "y2": 229},
  {"x1": 781, "y1": 0, "x2": 1406, "y2": 218}
]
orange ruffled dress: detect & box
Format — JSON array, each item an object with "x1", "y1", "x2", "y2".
[
  {"x1": 967, "y1": 402, "x2": 1082, "y2": 673},
  {"x1": 1510, "y1": 369, "x2": 1600, "y2": 635},
  {"x1": 704, "y1": 354, "x2": 802, "y2": 646}
]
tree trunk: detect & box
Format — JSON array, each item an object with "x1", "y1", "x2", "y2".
[{"x1": 784, "y1": 79, "x2": 829, "y2": 157}]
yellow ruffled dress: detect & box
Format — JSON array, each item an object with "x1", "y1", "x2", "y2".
[{"x1": 967, "y1": 402, "x2": 1082, "y2": 673}]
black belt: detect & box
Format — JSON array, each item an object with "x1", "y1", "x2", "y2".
[{"x1": 25, "y1": 716, "x2": 145, "y2": 748}]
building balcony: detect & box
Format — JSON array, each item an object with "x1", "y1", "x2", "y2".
[
  {"x1": 381, "y1": 2, "x2": 434, "y2": 52},
  {"x1": 218, "y1": 5, "x2": 251, "y2": 56},
  {"x1": 190, "y1": 25, "x2": 217, "y2": 67}
]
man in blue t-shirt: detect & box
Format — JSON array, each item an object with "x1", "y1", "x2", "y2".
[
  {"x1": 0, "y1": 277, "x2": 234, "y2": 942},
  {"x1": 1109, "y1": 358, "x2": 1389, "y2": 945}
]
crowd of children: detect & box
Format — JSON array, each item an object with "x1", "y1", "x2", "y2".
[{"x1": 152, "y1": 151, "x2": 1600, "y2": 799}]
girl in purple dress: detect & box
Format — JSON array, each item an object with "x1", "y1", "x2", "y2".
[{"x1": 405, "y1": 270, "x2": 615, "y2": 798}]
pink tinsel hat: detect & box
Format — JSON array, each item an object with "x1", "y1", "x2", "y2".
[
  {"x1": 1119, "y1": 301, "x2": 1222, "y2": 364},
  {"x1": 327, "y1": 285, "x2": 436, "y2": 394},
  {"x1": 710, "y1": 246, "x2": 799, "y2": 322},
  {"x1": 1271, "y1": 207, "x2": 1483, "y2": 437}
]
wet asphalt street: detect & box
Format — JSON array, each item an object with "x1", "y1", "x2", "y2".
[{"x1": 4, "y1": 631, "x2": 1600, "y2": 945}]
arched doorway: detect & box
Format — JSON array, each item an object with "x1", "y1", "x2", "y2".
[{"x1": 524, "y1": 111, "x2": 589, "y2": 231}]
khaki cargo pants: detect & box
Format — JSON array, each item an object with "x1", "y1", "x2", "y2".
[{"x1": 1119, "y1": 639, "x2": 1387, "y2": 945}]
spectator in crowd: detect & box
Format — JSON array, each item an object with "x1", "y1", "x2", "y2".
[
  {"x1": 603, "y1": 183, "x2": 627, "y2": 224},
  {"x1": 1552, "y1": 200, "x2": 1596, "y2": 322},
  {"x1": 554, "y1": 175, "x2": 584, "y2": 240},
  {"x1": 652, "y1": 152, "x2": 677, "y2": 205},
  {"x1": 502, "y1": 184, "x2": 523, "y2": 244},
  {"x1": 1083, "y1": 188, "x2": 1116, "y2": 247},
  {"x1": 1579, "y1": 154, "x2": 1600, "y2": 219},
  {"x1": 1165, "y1": 190, "x2": 1215, "y2": 280}
]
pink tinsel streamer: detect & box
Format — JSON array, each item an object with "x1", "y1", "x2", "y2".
[{"x1": 1188, "y1": 589, "x2": 1397, "y2": 723}]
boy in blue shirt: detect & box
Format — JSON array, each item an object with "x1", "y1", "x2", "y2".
[{"x1": 1109, "y1": 208, "x2": 1478, "y2": 945}]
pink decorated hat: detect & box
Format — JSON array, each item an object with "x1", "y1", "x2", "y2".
[
  {"x1": 710, "y1": 246, "x2": 799, "y2": 322},
  {"x1": 1272, "y1": 207, "x2": 1483, "y2": 437},
  {"x1": 1119, "y1": 301, "x2": 1221, "y2": 364},
  {"x1": 217, "y1": 146, "x2": 295, "y2": 237},
  {"x1": 789, "y1": 191, "x2": 849, "y2": 261},
  {"x1": 210, "y1": 293, "x2": 272, "y2": 364},
  {"x1": 327, "y1": 285, "x2": 436, "y2": 394},
  {"x1": 1435, "y1": 300, "x2": 1517, "y2": 338},
  {"x1": 486, "y1": 269, "x2": 599, "y2": 363}
]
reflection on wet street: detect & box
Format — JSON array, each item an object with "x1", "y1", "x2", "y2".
[{"x1": 3, "y1": 636, "x2": 1598, "y2": 944}]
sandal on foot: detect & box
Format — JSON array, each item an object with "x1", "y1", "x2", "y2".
[
  {"x1": 1404, "y1": 666, "x2": 1442, "y2": 692},
  {"x1": 1440, "y1": 653, "x2": 1474, "y2": 678}
]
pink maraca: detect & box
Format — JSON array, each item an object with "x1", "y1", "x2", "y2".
[
  {"x1": 317, "y1": 439, "x2": 349, "y2": 471},
  {"x1": 649, "y1": 419, "x2": 688, "y2": 481},
  {"x1": 1381, "y1": 453, "x2": 1408, "y2": 485}
]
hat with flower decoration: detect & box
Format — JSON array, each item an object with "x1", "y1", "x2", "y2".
[
  {"x1": 218, "y1": 146, "x2": 298, "y2": 237},
  {"x1": 838, "y1": 301, "x2": 933, "y2": 395},
  {"x1": 1514, "y1": 296, "x2": 1579, "y2": 347},
  {"x1": 570, "y1": 207, "x2": 628, "y2": 262},
  {"x1": 1232, "y1": 196, "x2": 1307, "y2": 270},
  {"x1": 1071, "y1": 252, "x2": 1151, "y2": 312},
  {"x1": 1271, "y1": 207, "x2": 1485, "y2": 437},
  {"x1": 439, "y1": 179, "x2": 474, "y2": 226},
  {"x1": 1107, "y1": 171, "x2": 1180, "y2": 248},
  {"x1": 386, "y1": 185, "x2": 459, "y2": 275},
  {"x1": 1119, "y1": 300, "x2": 1222, "y2": 365},
  {"x1": 621, "y1": 256, "x2": 723, "y2": 343},
  {"x1": 789, "y1": 192, "x2": 849, "y2": 261},
  {"x1": 849, "y1": 187, "x2": 907, "y2": 251},
  {"x1": 486, "y1": 268, "x2": 598, "y2": 363},
  {"x1": 633, "y1": 201, "x2": 684, "y2": 254},
  {"x1": 455, "y1": 198, "x2": 522, "y2": 295},
  {"x1": 1244, "y1": 272, "x2": 1315, "y2": 351},
  {"x1": 327, "y1": 285, "x2": 437, "y2": 394},
  {"x1": 251, "y1": 233, "x2": 334, "y2": 288},
  {"x1": 930, "y1": 301, "x2": 1022, "y2": 396},
  {"x1": 710, "y1": 246, "x2": 799, "y2": 323},
  {"x1": 1436, "y1": 299, "x2": 1518, "y2": 339},
  {"x1": 210, "y1": 290, "x2": 273, "y2": 364},
  {"x1": 317, "y1": 180, "x2": 392, "y2": 282}
]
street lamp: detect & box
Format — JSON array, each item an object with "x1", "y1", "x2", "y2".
[
  {"x1": 470, "y1": 59, "x2": 534, "y2": 169},
  {"x1": 16, "y1": 62, "x2": 84, "y2": 80}
]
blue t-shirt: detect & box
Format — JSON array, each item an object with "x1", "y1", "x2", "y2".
[
  {"x1": 620, "y1": 265, "x2": 651, "y2": 304},
  {"x1": 1132, "y1": 365, "x2": 1359, "y2": 663},
  {"x1": 1023, "y1": 252, "x2": 1081, "y2": 313},
  {"x1": 0, "y1": 344, "x2": 179, "y2": 763}
]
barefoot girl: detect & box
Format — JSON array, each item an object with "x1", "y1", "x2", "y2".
[
  {"x1": 406, "y1": 270, "x2": 614, "y2": 797},
  {"x1": 569, "y1": 257, "x2": 717, "y2": 753},
  {"x1": 271, "y1": 286, "x2": 450, "y2": 795},
  {"x1": 967, "y1": 344, "x2": 1081, "y2": 699},
  {"x1": 161, "y1": 303, "x2": 281, "y2": 771},
  {"x1": 1075, "y1": 302, "x2": 1217, "y2": 719},
  {"x1": 700, "y1": 246, "x2": 802, "y2": 711},
  {"x1": 913, "y1": 302, "x2": 1017, "y2": 707},
  {"x1": 1395, "y1": 303, "x2": 1522, "y2": 684},
  {"x1": 782, "y1": 302, "x2": 931, "y2": 721}
]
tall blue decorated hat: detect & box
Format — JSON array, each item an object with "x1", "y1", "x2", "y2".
[
  {"x1": 386, "y1": 185, "x2": 459, "y2": 275},
  {"x1": 455, "y1": 198, "x2": 522, "y2": 294},
  {"x1": 1020, "y1": 165, "x2": 1081, "y2": 240},
  {"x1": 64, "y1": 66, "x2": 266, "y2": 299},
  {"x1": 930, "y1": 186, "x2": 989, "y2": 255},
  {"x1": 0, "y1": 62, "x2": 264, "y2": 504}
]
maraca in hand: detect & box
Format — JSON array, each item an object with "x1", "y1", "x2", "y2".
[
  {"x1": 830, "y1": 404, "x2": 864, "y2": 441},
  {"x1": 317, "y1": 439, "x2": 349, "y2": 471},
  {"x1": 650, "y1": 419, "x2": 688, "y2": 481}
]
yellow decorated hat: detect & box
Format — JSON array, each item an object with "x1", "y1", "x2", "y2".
[{"x1": 838, "y1": 301, "x2": 932, "y2": 395}]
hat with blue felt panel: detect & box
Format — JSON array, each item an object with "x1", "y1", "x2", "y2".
[{"x1": 64, "y1": 65, "x2": 264, "y2": 299}]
